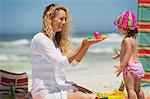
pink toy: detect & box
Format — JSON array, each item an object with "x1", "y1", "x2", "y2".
[
  {"x1": 93, "y1": 31, "x2": 101, "y2": 39},
  {"x1": 87, "y1": 32, "x2": 106, "y2": 40}
]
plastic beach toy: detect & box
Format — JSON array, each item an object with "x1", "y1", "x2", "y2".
[
  {"x1": 96, "y1": 89, "x2": 125, "y2": 99},
  {"x1": 87, "y1": 35, "x2": 93, "y2": 40},
  {"x1": 87, "y1": 32, "x2": 106, "y2": 40},
  {"x1": 94, "y1": 31, "x2": 101, "y2": 39},
  {"x1": 101, "y1": 34, "x2": 106, "y2": 39}
]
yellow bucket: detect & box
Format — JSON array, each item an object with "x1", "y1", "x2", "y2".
[
  {"x1": 108, "y1": 95, "x2": 125, "y2": 99},
  {"x1": 107, "y1": 89, "x2": 125, "y2": 99},
  {"x1": 96, "y1": 89, "x2": 125, "y2": 99}
]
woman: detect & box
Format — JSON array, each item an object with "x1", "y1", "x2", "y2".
[{"x1": 30, "y1": 4, "x2": 104, "y2": 99}]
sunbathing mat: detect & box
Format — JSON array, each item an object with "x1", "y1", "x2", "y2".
[{"x1": 138, "y1": 0, "x2": 150, "y2": 87}]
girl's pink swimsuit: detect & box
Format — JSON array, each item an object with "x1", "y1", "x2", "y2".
[{"x1": 124, "y1": 60, "x2": 145, "y2": 78}]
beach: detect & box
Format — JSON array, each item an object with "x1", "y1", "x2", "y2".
[
  {"x1": 66, "y1": 58, "x2": 150, "y2": 96},
  {"x1": 0, "y1": 33, "x2": 149, "y2": 97}
]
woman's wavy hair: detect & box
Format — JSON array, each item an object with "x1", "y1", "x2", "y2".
[{"x1": 41, "y1": 4, "x2": 72, "y2": 54}]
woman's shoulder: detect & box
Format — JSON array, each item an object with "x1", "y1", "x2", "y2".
[
  {"x1": 33, "y1": 32, "x2": 46, "y2": 39},
  {"x1": 32, "y1": 32, "x2": 52, "y2": 41},
  {"x1": 31, "y1": 32, "x2": 54, "y2": 47}
]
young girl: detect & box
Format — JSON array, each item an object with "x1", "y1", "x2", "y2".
[{"x1": 114, "y1": 11, "x2": 145, "y2": 99}]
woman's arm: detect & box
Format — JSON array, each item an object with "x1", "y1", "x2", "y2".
[
  {"x1": 65, "y1": 42, "x2": 83, "y2": 63},
  {"x1": 66, "y1": 38, "x2": 104, "y2": 63},
  {"x1": 32, "y1": 34, "x2": 72, "y2": 68},
  {"x1": 116, "y1": 38, "x2": 132, "y2": 76}
]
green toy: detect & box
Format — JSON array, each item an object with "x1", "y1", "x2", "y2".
[{"x1": 9, "y1": 82, "x2": 15, "y2": 99}]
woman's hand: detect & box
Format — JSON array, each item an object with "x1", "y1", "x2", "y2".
[
  {"x1": 82, "y1": 38, "x2": 105, "y2": 47},
  {"x1": 114, "y1": 65, "x2": 124, "y2": 77},
  {"x1": 72, "y1": 83, "x2": 93, "y2": 94}
]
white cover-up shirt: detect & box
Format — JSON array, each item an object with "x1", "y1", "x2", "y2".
[{"x1": 30, "y1": 33, "x2": 79, "y2": 93}]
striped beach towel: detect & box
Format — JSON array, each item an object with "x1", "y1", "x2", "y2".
[
  {"x1": 138, "y1": 0, "x2": 150, "y2": 86},
  {"x1": 0, "y1": 69, "x2": 28, "y2": 98}
]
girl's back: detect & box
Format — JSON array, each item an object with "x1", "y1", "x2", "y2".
[
  {"x1": 129, "y1": 36, "x2": 138, "y2": 63},
  {"x1": 120, "y1": 36, "x2": 138, "y2": 64}
]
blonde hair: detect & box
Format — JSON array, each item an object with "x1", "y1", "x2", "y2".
[{"x1": 41, "y1": 4, "x2": 72, "y2": 54}]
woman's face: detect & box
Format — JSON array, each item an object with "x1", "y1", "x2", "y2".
[{"x1": 51, "y1": 9, "x2": 67, "y2": 33}]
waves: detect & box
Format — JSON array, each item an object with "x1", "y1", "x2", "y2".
[
  {"x1": 0, "y1": 39, "x2": 30, "y2": 61},
  {"x1": 0, "y1": 33, "x2": 121, "y2": 61},
  {"x1": 88, "y1": 47, "x2": 114, "y2": 54},
  {"x1": 71, "y1": 33, "x2": 122, "y2": 54},
  {"x1": 0, "y1": 33, "x2": 121, "y2": 46},
  {"x1": 0, "y1": 39, "x2": 30, "y2": 47},
  {"x1": 71, "y1": 33, "x2": 122, "y2": 44},
  {"x1": 0, "y1": 54, "x2": 29, "y2": 61},
  {"x1": 0, "y1": 54, "x2": 8, "y2": 61}
]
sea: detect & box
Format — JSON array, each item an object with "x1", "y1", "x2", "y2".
[
  {"x1": 0, "y1": 32, "x2": 123, "y2": 86},
  {"x1": 0, "y1": 33, "x2": 122, "y2": 60},
  {"x1": 0, "y1": 32, "x2": 123, "y2": 70}
]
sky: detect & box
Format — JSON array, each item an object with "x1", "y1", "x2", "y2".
[{"x1": 0, "y1": 0, "x2": 138, "y2": 34}]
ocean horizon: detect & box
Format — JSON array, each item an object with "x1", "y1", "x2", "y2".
[{"x1": 0, "y1": 31, "x2": 118, "y2": 41}]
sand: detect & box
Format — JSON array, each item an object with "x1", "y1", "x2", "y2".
[
  {"x1": 1, "y1": 58, "x2": 149, "y2": 97},
  {"x1": 65, "y1": 60, "x2": 150, "y2": 97}
]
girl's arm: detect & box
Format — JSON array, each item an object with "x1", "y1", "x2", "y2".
[
  {"x1": 66, "y1": 38, "x2": 104, "y2": 63},
  {"x1": 116, "y1": 38, "x2": 132, "y2": 76}
]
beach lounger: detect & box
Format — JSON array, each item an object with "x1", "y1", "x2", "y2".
[{"x1": 0, "y1": 69, "x2": 30, "y2": 99}]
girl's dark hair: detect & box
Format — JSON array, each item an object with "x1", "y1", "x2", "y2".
[{"x1": 127, "y1": 28, "x2": 138, "y2": 36}]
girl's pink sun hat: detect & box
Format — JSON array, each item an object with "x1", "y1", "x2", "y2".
[{"x1": 114, "y1": 10, "x2": 138, "y2": 30}]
